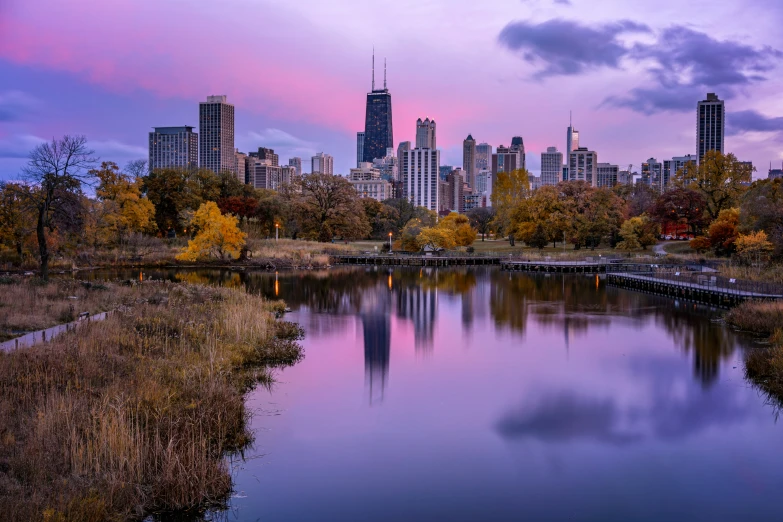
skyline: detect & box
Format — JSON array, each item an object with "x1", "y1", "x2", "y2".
[{"x1": 1, "y1": 0, "x2": 782, "y2": 179}]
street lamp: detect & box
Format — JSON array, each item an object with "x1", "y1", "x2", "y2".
[
  {"x1": 388, "y1": 231, "x2": 393, "y2": 253},
  {"x1": 275, "y1": 223, "x2": 279, "y2": 241}
]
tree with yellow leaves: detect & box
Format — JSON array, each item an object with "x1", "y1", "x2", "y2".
[
  {"x1": 438, "y1": 212, "x2": 477, "y2": 246},
  {"x1": 735, "y1": 230, "x2": 774, "y2": 269},
  {"x1": 176, "y1": 202, "x2": 246, "y2": 261},
  {"x1": 490, "y1": 168, "x2": 530, "y2": 241},
  {"x1": 92, "y1": 162, "x2": 156, "y2": 246}
]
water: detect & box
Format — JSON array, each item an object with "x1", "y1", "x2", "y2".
[{"x1": 89, "y1": 267, "x2": 781, "y2": 521}]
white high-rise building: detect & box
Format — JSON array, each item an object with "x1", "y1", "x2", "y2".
[
  {"x1": 311, "y1": 152, "x2": 334, "y2": 175},
  {"x1": 697, "y1": 93, "x2": 725, "y2": 164},
  {"x1": 415, "y1": 118, "x2": 436, "y2": 149},
  {"x1": 569, "y1": 147, "x2": 597, "y2": 186},
  {"x1": 541, "y1": 147, "x2": 563, "y2": 186},
  {"x1": 234, "y1": 149, "x2": 248, "y2": 184},
  {"x1": 566, "y1": 116, "x2": 579, "y2": 180},
  {"x1": 475, "y1": 143, "x2": 492, "y2": 171},
  {"x1": 402, "y1": 148, "x2": 440, "y2": 212},
  {"x1": 199, "y1": 95, "x2": 235, "y2": 174},
  {"x1": 665, "y1": 155, "x2": 697, "y2": 188},
  {"x1": 356, "y1": 132, "x2": 365, "y2": 168},
  {"x1": 641, "y1": 158, "x2": 664, "y2": 190}
]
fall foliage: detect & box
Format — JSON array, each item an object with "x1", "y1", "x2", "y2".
[{"x1": 175, "y1": 202, "x2": 246, "y2": 261}]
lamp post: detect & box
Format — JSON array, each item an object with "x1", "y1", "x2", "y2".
[
  {"x1": 275, "y1": 223, "x2": 279, "y2": 242},
  {"x1": 388, "y1": 231, "x2": 393, "y2": 253}
]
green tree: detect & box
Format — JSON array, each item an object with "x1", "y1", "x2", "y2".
[
  {"x1": 363, "y1": 199, "x2": 400, "y2": 239},
  {"x1": 467, "y1": 207, "x2": 495, "y2": 241},
  {"x1": 674, "y1": 150, "x2": 751, "y2": 220},
  {"x1": 529, "y1": 223, "x2": 548, "y2": 251},
  {"x1": 615, "y1": 215, "x2": 659, "y2": 251},
  {"x1": 142, "y1": 168, "x2": 221, "y2": 233}
]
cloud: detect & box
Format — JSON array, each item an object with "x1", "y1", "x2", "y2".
[
  {"x1": 0, "y1": 91, "x2": 40, "y2": 122},
  {"x1": 727, "y1": 109, "x2": 783, "y2": 136},
  {"x1": 553, "y1": 0, "x2": 572, "y2": 5},
  {"x1": 90, "y1": 139, "x2": 147, "y2": 160},
  {"x1": 0, "y1": 134, "x2": 46, "y2": 159},
  {"x1": 498, "y1": 18, "x2": 650, "y2": 77},
  {"x1": 243, "y1": 128, "x2": 318, "y2": 161}
]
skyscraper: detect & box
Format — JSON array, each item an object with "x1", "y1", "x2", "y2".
[
  {"x1": 148, "y1": 126, "x2": 198, "y2": 172},
  {"x1": 475, "y1": 143, "x2": 492, "y2": 171},
  {"x1": 462, "y1": 135, "x2": 476, "y2": 188},
  {"x1": 569, "y1": 147, "x2": 597, "y2": 186},
  {"x1": 641, "y1": 158, "x2": 663, "y2": 190},
  {"x1": 288, "y1": 157, "x2": 302, "y2": 177},
  {"x1": 566, "y1": 114, "x2": 579, "y2": 179},
  {"x1": 250, "y1": 147, "x2": 279, "y2": 166},
  {"x1": 363, "y1": 55, "x2": 393, "y2": 164},
  {"x1": 402, "y1": 119, "x2": 439, "y2": 212},
  {"x1": 596, "y1": 163, "x2": 619, "y2": 188},
  {"x1": 311, "y1": 152, "x2": 334, "y2": 175},
  {"x1": 199, "y1": 95, "x2": 235, "y2": 174},
  {"x1": 356, "y1": 132, "x2": 365, "y2": 168},
  {"x1": 510, "y1": 137, "x2": 526, "y2": 171},
  {"x1": 234, "y1": 149, "x2": 248, "y2": 184},
  {"x1": 540, "y1": 147, "x2": 563, "y2": 186},
  {"x1": 415, "y1": 118, "x2": 436, "y2": 149},
  {"x1": 697, "y1": 93, "x2": 725, "y2": 164},
  {"x1": 492, "y1": 145, "x2": 523, "y2": 179}
]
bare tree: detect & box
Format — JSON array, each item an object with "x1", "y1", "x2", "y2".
[
  {"x1": 19, "y1": 136, "x2": 97, "y2": 280},
  {"x1": 124, "y1": 159, "x2": 148, "y2": 179},
  {"x1": 467, "y1": 207, "x2": 495, "y2": 241}
]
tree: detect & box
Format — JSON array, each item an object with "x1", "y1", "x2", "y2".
[
  {"x1": 142, "y1": 168, "x2": 220, "y2": 233},
  {"x1": 362, "y1": 199, "x2": 399, "y2": 239},
  {"x1": 529, "y1": 223, "x2": 548, "y2": 251},
  {"x1": 689, "y1": 236, "x2": 711, "y2": 253},
  {"x1": 467, "y1": 207, "x2": 495, "y2": 241},
  {"x1": 573, "y1": 187, "x2": 625, "y2": 249},
  {"x1": 649, "y1": 187, "x2": 708, "y2": 236},
  {"x1": 18, "y1": 135, "x2": 96, "y2": 280},
  {"x1": 217, "y1": 196, "x2": 259, "y2": 225},
  {"x1": 438, "y1": 213, "x2": 476, "y2": 246},
  {"x1": 295, "y1": 173, "x2": 370, "y2": 242},
  {"x1": 416, "y1": 227, "x2": 457, "y2": 250},
  {"x1": 674, "y1": 150, "x2": 751, "y2": 221},
  {"x1": 707, "y1": 207, "x2": 740, "y2": 256},
  {"x1": 491, "y1": 168, "x2": 530, "y2": 240},
  {"x1": 175, "y1": 202, "x2": 246, "y2": 261},
  {"x1": 400, "y1": 218, "x2": 425, "y2": 251},
  {"x1": 0, "y1": 182, "x2": 35, "y2": 262},
  {"x1": 383, "y1": 198, "x2": 436, "y2": 233},
  {"x1": 615, "y1": 215, "x2": 659, "y2": 251},
  {"x1": 739, "y1": 178, "x2": 783, "y2": 258},
  {"x1": 92, "y1": 161, "x2": 156, "y2": 245},
  {"x1": 735, "y1": 230, "x2": 774, "y2": 269}
]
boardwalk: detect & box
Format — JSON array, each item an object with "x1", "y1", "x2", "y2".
[
  {"x1": 501, "y1": 260, "x2": 683, "y2": 274},
  {"x1": 607, "y1": 273, "x2": 783, "y2": 307},
  {"x1": 331, "y1": 254, "x2": 501, "y2": 267}
]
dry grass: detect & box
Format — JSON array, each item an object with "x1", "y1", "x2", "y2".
[
  {"x1": 0, "y1": 277, "x2": 147, "y2": 342},
  {"x1": 718, "y1": 264, "x2": 783, "y2": 285},
  {"x1": 0, "y1": 281, "x2": 303, "y2": 521},
  {"x1": 726, "y1": 301, "x2": 783, "y2": 335},
  {"x1": 246, "y1": 238, "x2": 356, "y2": 268}
]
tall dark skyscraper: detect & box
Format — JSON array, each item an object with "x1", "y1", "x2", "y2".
[{"x1": 363, "y1": 54, "x2": 393, "y2": 164}]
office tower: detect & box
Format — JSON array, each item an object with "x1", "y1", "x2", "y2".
[
  {"x1": 617, "y1": 170, "x2": 634, "y2": 185},
  {"x1": 248, "y1": 158, "x2": 279, "y2": 189},
  {"x1": 596, "y1": 163, "x2": 619, "y2": 188},
  {"x1": 356, "y1": 132, "x2": 365, "y2": 168},
  {"x1": 439, "y1": 165, "x2": 453, "y2": 181},
  {"x1": 510, "y1": 136, "x2": 526, "y2": 171},
  {"x1": 566, "y1": 114, "x2": 579, "y2": 179},
  {"x1": 769, "y1": 162, "x2": 783, "y2": 180},
  {"x1": 148, "y1": 126, "x2": 198, "y2": 172},
  {"x1": 529, "y1": 175, "x2": 542, "y2": 191},
  {"x1": 288, "y1": 157, "x2": 302, "y2": 177},
  {"x1": 415, "y1": 118, "x2": 436, "y2": 149},
  {"x1": 446, "y1": 169, "x2": 465, "y2": 213},
  {"x1": 569, "y1": 147, "x2": 597, "y2": 186},
  {"x1": 463, "y1": 135, "x2": 477, "y2": 188},
  {"x1": 363, "y1": 55, "x2": 393, "y2": 163},
  {"x1": 372, "y1": 152, "x2": 398, "y2": 181},
  {"x1": 475, "y1": 143, "x2": 492, "y2": 171},
  {"x1": 311, "y1": 152, "x2": 334, "y2": 175},
  {"x1": 234, "y1": 149, "x2": 248, "y2": 184},
  {"x1": 437, "y1": 179, "x2": 450, "y2": 214},
  {"x1": 250, "y1": 147, "x2": 279, "y2": 166},
  {"x1": 349, "y1": 162, "x2": 382, "y2": 181},
  {"x1": 663, "y1": 155, "x2": 697, "y2": 189},
  {"x1": 541, "y1": 146, "x2": 563, "y2": 186},
  {"x1": 402, "y1": 121, "x2": 440, "y2": 211},
  {"x1": 397, "y1": 141, "x2": 411, "y2": 172},
  {"x1": 349, "y1": 163, "x2": 392, "y2": 201},
  {"x1": 199, "y1": 95, "x2": 235, "y2": 174},
  {"x1": 697, "y1": 93, "x2": 725, "y2": 164},
  {"x1": 492, "y1": 145, "x2": 523, "y2": 182},
  {"x1": 641, "y1": 158, "x2": 664, "y2": 190},
  {"x1": 475, "y1": 170, "x2": 490, "y2": 195}
]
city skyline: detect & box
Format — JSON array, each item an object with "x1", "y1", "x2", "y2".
[{"x1": 1, "y1": 0, "x2": 782, "y2": 179}]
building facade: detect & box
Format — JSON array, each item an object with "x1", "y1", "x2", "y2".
[
  {"x1": 492, "y1": 146, "x2": 523, "y2": 182},
  {"x1": 463, "y1": 135, "x2": 476, "y2": 189},
  {"x1": 288, "y1": 157, "x2": 302, "y2": 177},
  {"x1": 596, "y1": 163, "x2": 619, "y2": 188},
  {"x1": 641, "y1": 158, "x2": 664, "y2": 190},
  {"x1": 234, "y1": 150, "x2": 248, "y2": 184},
  {"x1": 569, "y1": 148, "x2": 597, "y2": 186},
  {"x1": 350, "y1": 178, "x2": 392, "y2": 202},
  {"x1": 402, "y1": 148, "x2": 440, "y2": 212},
  {"x1": 199, "y1": 95, "x2": 235, "y2": 174},
  {"x1": 541, "y1": 146, "x2": 563, "y2": 186},
  {"x1": 311, "y1": 152, "x2": 334, "y2": 175},
  {"x1": 446, "y1": 169, "x2": 465, "y2": 213},
  {"x1": 415, "y1": 118, "x2": 436, "y2": 149},
  {"x1": 697, "y1": 93, "x2": 725, "y2": 164},
  {"x1": 372, "y1": 153, "x2": 398, "y2": 181},
  {"x1": 363, "y1": 78, "x2": 393, "y2": 164},
  {"x1": 250, "y1": 147, "x2": 278, "y2": 166},
  {"x1": 349, "y1": 162, "x2": 382, "y2": 181},
  {"x1": 356, "y1": 132, "x2": 365, "y2": 168},
  {"x1": 148, "y1": 126, "x2": 198, "y2": 172},
  {"x1": 476, "y1": 143, "x2": 492, "y2": 172}
]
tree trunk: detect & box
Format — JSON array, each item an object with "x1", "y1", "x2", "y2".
[
  {"x1": 481, "y1": 232, "x2": 485, "y2": 241},
  {"x1": 37, "y1": 207, "x2": 49, "y2": 281}
]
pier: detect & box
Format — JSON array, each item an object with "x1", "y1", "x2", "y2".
[{"x1": 331, "y1": 254, "x2": 501, "y2": 267}]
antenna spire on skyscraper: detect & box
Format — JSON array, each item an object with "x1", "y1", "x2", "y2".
[
  {"x1": 384, "y1": 58, "x2": 387, "y2": 89},
  {"x1": 372, "y1": 48, "x2": 375, "y2": 91}
]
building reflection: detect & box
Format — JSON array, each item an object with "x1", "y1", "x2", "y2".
[{"x1": 360, "y1": 281, "x2": 392, "y2": 404}]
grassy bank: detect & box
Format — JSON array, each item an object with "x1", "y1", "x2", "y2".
[
  {"x1": 726, "y1": 301, "x2": 783, "y2": 408},
  {"x1": 0, "y1": 281, "x2": 303, "y2": 521}
]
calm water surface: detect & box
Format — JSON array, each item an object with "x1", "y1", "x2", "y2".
[{"x1": 97, "y1": 267, "x2": 781, "y2": 521}]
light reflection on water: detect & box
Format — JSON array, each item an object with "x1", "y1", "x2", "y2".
[{"x1": 88, "y1": 267, "x2": 779, "y2": 522}]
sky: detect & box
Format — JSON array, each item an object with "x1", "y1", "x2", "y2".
[{"x1": 0, "y1": 0, "x2": 781, "y2": 179}]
